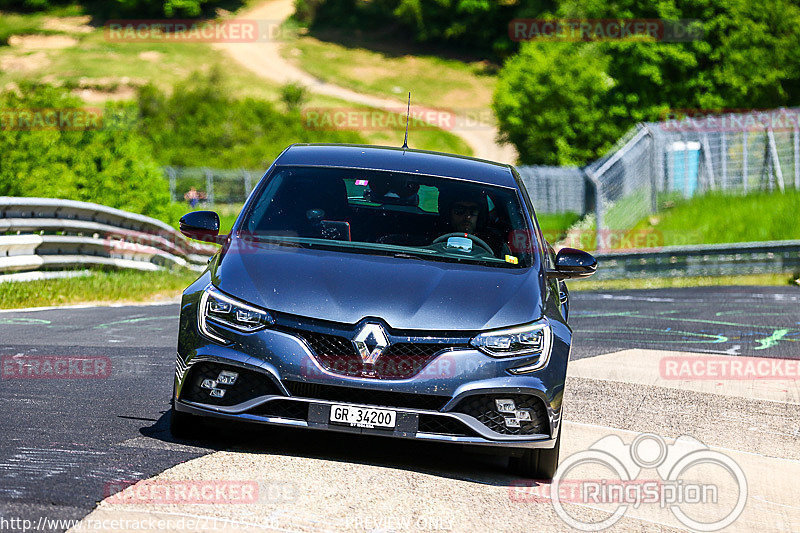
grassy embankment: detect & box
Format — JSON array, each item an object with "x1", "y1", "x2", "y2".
[
  {"x1": 280, "y1": 25, "x2": 497, "y2": 113},
  {"x1": 0, "y1": 7, "x2": 469, "y2": 155},
  {"x1": 566, "y1": 189, "x2": 800, "y2": 289},
  {"x1": 0, "y1": 269, "x2": 200, "y2": 309}
]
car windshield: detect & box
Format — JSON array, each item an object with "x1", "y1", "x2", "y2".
[{"x1": 238, "y1": 166, "x2": 535, "y2": 268}]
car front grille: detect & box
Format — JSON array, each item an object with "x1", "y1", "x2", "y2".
[
  {"x1": 250, "y1": 399, "x2": 309, "y2": 420},
  {"x1": 418, "y1": 415, "x2": 480, "y2": 437},
  {"x1": 282, "y1": 327, "x2": 464, "y2": 380},
  {"x1": 284, "y1": 380, "x2": 449, "y2": 411},
  {"x1": 180, "y1": 362, "x2": 280, "y2": 407},
  {"x1": 453, "y1": 394, "x2": 549, "y2": 436}
]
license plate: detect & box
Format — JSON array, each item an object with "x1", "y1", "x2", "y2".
[{"x1": 329, "y1": 404, "x2": 396, "y2": 429}]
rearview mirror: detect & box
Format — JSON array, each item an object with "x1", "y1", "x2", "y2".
[
  {"x1": 179, "y1": 211, "x2": 221, "y2": 244},
  {"x1": 547, "y1": 247, "x2": 597, "y2": 279}
]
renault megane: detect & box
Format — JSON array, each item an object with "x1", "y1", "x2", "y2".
[{"x1": 171, "y1": 144, "x2": 596, "y2": 479}]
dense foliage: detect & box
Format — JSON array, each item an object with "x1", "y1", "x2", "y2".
[
  {"x1": 135, "y1": 70, "x2": 363, "y2": 169},
  {"x1": 0, "y1": 0, "x2": 243, "y2": 17},
  {"x1": 293, "y1": 0, "x2": 524, "y2": 56},
  {"x1": 299, "y1": 0, "x2": 800, "y2": 165},
  {"x1": 0, "y1": 84, "x2": 180, "y2": 222},
  {"x1": 0, "y1": 73, "x2": 362, "y2": 222},
  {"x1": 495, "y1": 0, "x2": 800, "y2": 164}
]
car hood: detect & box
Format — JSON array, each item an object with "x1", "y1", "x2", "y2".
[{"x1": 212, "y1": 239, "x2": 544, "y2": 331}]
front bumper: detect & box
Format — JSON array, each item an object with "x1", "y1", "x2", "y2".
[{"x1": 174, "y1": 282, "x2": 571, "y2": 451}]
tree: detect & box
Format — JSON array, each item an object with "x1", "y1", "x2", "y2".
[{"x1": 0, "y1": 84, "x2": 176, "y2": 222}]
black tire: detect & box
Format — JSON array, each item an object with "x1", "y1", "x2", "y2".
[
  {"x1": 169, "y1": 402, "x2": 202, "y2": 440},
  {"x1": 509, "y1": 426, "x2": 561, "y2": 480}
]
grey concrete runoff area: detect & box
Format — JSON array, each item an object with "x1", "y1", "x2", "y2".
[{"x1": 0, "y1": 286, "x2": 797, "y2": 532}]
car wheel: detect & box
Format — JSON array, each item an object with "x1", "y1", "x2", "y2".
[{"x1": 509, "y1": 426, "x2": 561, "y2": 480}]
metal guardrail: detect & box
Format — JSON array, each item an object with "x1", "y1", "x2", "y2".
[
  {"x1": 0, "y1": 197, "x2": 217, "y2": 275},
  {"x1": 2, "y1": 197, "x2": 796, "y2": 281},
  {"x1": 589, "y1": 240, "x2": 800, "y2": 280}
]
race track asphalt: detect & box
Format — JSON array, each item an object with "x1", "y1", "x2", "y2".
[{"x1": 0, "y1": 286, "x2": 797, "y2": 531}]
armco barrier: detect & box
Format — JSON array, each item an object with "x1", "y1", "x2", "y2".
[
  {"x1": 590, "y1": 240, "x2": 800, "y2": 280},
  {"x1": 4, "y1": 197, "x2": 796, "y2": 280},
  {"x1": 0, "y1": 197, "x2": 217, "y2": 274}
]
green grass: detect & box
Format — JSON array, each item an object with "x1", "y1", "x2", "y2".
[
  {"x1": 633, "y1": 190, "x2": 800, "y2": 246},
  {"x1": 0, "y1": 268, "x2": 200, "y2": 309},
  {"x1": 280, "y1": 27, "x2": 497, "y2": 114},
  {"x1": 0, "y1": 12, "x2": 46, "y2": 45},
  {"x1": 568, "y1": 272, "x2": 799, "y2": 291},
  {"x1": 0, "y1": 5, "x2": 84, "y2": 45},
  {"x1": 537, "y1": 212, "x2": 582, "y2": 243}
]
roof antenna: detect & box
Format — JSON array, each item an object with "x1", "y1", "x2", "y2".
[{"x1": 402, "y1": 92, "x2": 411, "y2": 151}]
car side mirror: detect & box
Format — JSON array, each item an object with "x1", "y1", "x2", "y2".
[
  {"x1": 179, "y1": 211, "x2": 221, "y2": 244},
  {"x1": 547, "y1": 247, "x2": 597, "y2": 279}
]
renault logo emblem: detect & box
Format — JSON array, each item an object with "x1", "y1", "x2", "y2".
[{"x1": 352, "y1": 323, "x2": 389, "y2": 365}]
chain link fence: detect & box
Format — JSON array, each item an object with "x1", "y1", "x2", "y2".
[
  {"x1": 517, "y1": 108, "x2": 800, "y2": 249},
  {"x1": 165, "y1": 166, "x2": 262, "y2": 206},
  {"x1": 165, "y1": 108, "x2": 800, "y2": 250},
  {"x1": 516, "y1": 166, "x2": 587, "y2": 216}
]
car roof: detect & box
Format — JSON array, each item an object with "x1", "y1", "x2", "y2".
[{"x1": 274, "y1": 144, "x2": 518, "y2": 188}]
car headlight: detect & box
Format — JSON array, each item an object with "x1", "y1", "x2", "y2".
[
  {"x1": 470, "y1": 319, "x2": 552, "y2": 373},
  {"x1": 199, "y1": 286, "x2": 274, "y2": 343}
]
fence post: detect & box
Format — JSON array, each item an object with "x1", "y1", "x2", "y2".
[
  {"x1": 701, "y1": 134, "x2": 716, "y2": 190},
  {"x1": 681, "y1": 133, "x2": 689, "y2": 197},
  {"x1": 721, "y1": 132, "x2": 727, "y2": 188},
  {"x1": 585, "y1": 168, "x2": 603, "y2": 251},
  {"x1": 242, "y1": 169, "x2": 252, "y2": 198},
  {"x1": 794, "y1": 126, "x2": 799, "y2": 189},
  {"x1": 204, "y1": 168, "x2": 215, "y2": 206},
  {"x1": 742, "y1": 130, "x2": 749, "y2": 192},
  {"x1": 642, "y1": 125, "x2": 658, "y2": 213},
  {"x1": 766, "y1": 128, "x2": 785, "y2": 192},
  {"x1": 166, "y1": 166, "x2": 177, "y2": 202}
]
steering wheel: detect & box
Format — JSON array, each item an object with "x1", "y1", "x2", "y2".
[{"x1": 432, "y1": 233, "x2": 494, "y2": 255}]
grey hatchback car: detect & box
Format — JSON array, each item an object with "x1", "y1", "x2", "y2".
[{"x1": 171, "y1": 144, "x2": 596, "y2": 479}]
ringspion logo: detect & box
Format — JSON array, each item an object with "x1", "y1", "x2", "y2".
[{"x1": 540, "y1": 433, "x2": 747, "y2": 531}]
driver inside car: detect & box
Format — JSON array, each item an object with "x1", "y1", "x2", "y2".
[
  {"x1": 437, "y1": 188, "x2": 505, "y2": 257},
  {"x1": 448, "y1": 200, "x2": 481, "y2": 234}
]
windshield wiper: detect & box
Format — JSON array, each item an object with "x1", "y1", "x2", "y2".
[{"x1": 392, "y1": 252, "x2": 427, "y2": 261}]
